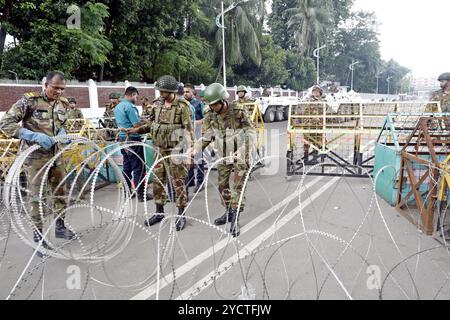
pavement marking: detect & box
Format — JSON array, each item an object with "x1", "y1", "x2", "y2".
[
  {"x1": 176, "y1": 177, "x2": 341, "y2": 300},
  {"x1": 130, "y1": 175, "x2": 324, "y2": 300},
  {"x1": 130, "y1": 144, "x2": 375, "y2": 300}
]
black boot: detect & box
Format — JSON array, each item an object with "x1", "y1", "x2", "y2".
[
  {"x1": 229, "y1": 208, "x2": 241, "y2": 237},
  {"x1": 145, "y1": 204, "x2": 165, "y2": 226},
  {"x1": 33, "y1": 228, "x2": 52, "y2": 257},
  {"x1": 214, "y1": 208, "x2": 232, "y2": 226},
  {"x1": 55, "y1": 218, "x2": 76, "y2": 240},
  {"x1": 175, "y1": 207, "x2": 187, "y2": 231}
]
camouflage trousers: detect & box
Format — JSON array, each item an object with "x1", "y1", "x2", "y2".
[
  {"x1": 25, "y1": 157, "x2": 67, "y2": 230},
  {"x1": 218, "y1": 160, "x2": 250, "y2": 210},
  {"x1": 152, "y1": 148, "x2": 188, "y2": 208}
]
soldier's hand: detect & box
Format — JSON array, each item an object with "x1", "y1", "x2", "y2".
[{"x1": 126, "y1": 127, "x2": 138, "y2": 135}]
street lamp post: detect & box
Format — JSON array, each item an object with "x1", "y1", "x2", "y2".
[
  {"x1": 313, "y1": 44, "x2": 326, "y2": 85},
  {"x1": 375, "y1": 72, "x2": 382, "y2": 94},
  {"x1": 387, "y1": 76, "x2": 393, "y2": 95},
  {"x1": 216, "y1": 1, "x2": 249, "y2": 88},
  {"x1": 349, "y1": 60, "x2": 360, "y2": 91}
]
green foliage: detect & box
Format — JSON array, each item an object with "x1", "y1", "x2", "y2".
[
  {"x1": 1, "y1": 1, "x2": 111, "y2": 79},
  {"x1": 0, "y1": 0, "x2": 411, "y2": 94}
]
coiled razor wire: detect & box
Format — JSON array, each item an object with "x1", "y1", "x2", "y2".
[{"x1": 1, "y1": 134, "x2": 450, "y2": 300}]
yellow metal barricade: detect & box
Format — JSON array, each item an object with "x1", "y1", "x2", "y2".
[{"x1": 287, "y1": 101, "x2": 442, "y2": 177}]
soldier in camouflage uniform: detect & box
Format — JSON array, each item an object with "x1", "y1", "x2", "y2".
[
  {"x1": 0, "y1": 71, "x2": 75, "y2": 255},
  {"x1": 303, "y1": 85, "x2": 325, "y2": 164},
  {"x1": 102, "y1": 92, "x2": 121, "y2": 140},
  {"x1": 127, "y1": 75, "x2": 194, "y2": 231},
  {"x1": 141, "y1": 97, "x2": 152, "y2": 119},
  {"x1": 191, "y1": 83, "x2": 256, "y2": 237},
  {"x1": 236, "y1": 85, "x2": 256, "y2": 104},
  {"x1": 66, "y1": 97, "x2": 84, "y2": 131},
  {"x1": 427, "y1": 73, "x2": 450, "y2": 113}
]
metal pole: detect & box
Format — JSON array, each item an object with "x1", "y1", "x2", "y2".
[
  {"x1": 387, "y1": 76, "x2": 392, "y2": 95},
  {"x1": 313, "y1": 45, "x2": 326, "y2": 85},
  {"x1": 221, "y1": 1, "x2": 226, "y2": 88},
  {"x1": 351, "y1": 67, "x2": 354, "y2": 91},
  {"x1": 349, "y1": 61, "x2": 359, "y2": 91}
]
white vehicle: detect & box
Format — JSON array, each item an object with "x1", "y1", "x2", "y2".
[{"x1": 254, "y1": 95, "x2": 299, "y2": 123}]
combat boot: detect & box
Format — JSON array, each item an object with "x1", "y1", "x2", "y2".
[
  {"x1": 175, "y1": 207, "x2": 186, "y2": 231},
  {"x1": 55, "y1": 218, "x2": 76, "y2": 240},
  {"x1": 33, "y1": 228, "x2": 52, "y2": 258},
  {"x1": 214, "y1": 208, "x2": 232, "y2": 226},
  {"x1": 145, "y1": 204, "x2": 165, "y2": 226},
  {"x1": 229, "y1": 208, "x2": 241, "y2": 237}
]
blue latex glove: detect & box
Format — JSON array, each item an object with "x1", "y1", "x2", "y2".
[
  {"x1": 18, "y1": 128, "x2": 55, "y2": 150},
  {"x1": 57, "y1": 127, "x2": 71, "y2": 144}
]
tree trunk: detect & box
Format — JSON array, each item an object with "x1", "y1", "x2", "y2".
[{"x1": 98, "y1": 64, "x2": 104, "y2": 82}]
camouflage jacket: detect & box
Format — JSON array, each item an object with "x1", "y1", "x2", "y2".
[
  {"x1": 237, "y1": 97, "x2": 256, "y2": 104},
  {"x1": 303, "y1": 96, "x2": 325, "y2": 125},
  {"x1": 428, "y1": 89, "x2": 450, "y2": 113},
  {"x1": 198, "y1": 101, "x2": 256, "y2": 152},
  {"x1": 103, "y1": 102, "x2": 117, "y2": 128},
  {"x1": 0, "y1": 91, "x2": 69, "y2": 158},
  {"x1": 67, "y1": 108, "x2": 84, "y2": 119},
  {"x1": 137, "y1": 98, "x2": 194, "y2": 150}
]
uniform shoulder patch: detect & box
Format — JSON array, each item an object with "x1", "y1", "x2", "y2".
[
  {"x1": 59, "y1": 96, "x2": 69, "y2": 106},
  {"x1": 177, "y1": 99, "x2": 191, "y2": 109},
  {"x1": 23, "y1": 91, "x2": 40, "y2": 100}
]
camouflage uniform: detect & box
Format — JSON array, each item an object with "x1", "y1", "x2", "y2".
[
  {"x1": 67, "y1": 108, "x2": 84, "y2": 132},
  {"x1": 427, "y1": 89, "x2": 450, "y2": 113},
  {"x1": 303, "y1": 95, "x2": 325, "y2": 151},
  {"x1": 137, "y1": 98, "x2": 194, "y2": 208},
  {"x1": 103, "y1": 93, "x2": 120, "y2": 140},
  {"x1": 198, "y1": 102, "x2": 255, "y2": 210},
  {"x1": 0, "y1": 92, "x2": 69, "y2": 230}
]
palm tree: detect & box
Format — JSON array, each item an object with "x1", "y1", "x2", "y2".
[
  {"x1": 200, "y1": 0, "x2": 264, "y2": 82},
  {"x1": 287, "y1": 0, "x2": 332, "y2": 56}
]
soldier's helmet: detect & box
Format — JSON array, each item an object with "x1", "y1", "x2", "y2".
[
  {"x1": 237, "y1": 85, "x2": 248, "y2": 93},
  {"x1": 438, "y1": 73, "x2": 450, "y2": 81},
  {"x1": 68, "y1": 97, "x2": 77, "y2": 104},
  {"x1": 156, "y1": 75, "x2": 179, "y2": 93},
  {"x1": 204, "y1": 83, "x2": 230, "y2": 105},
  {"x1": 109, "y1": 92, "x2": 121, "y2": 99},
  {"x1": 311, "y1": 85, "x2": 323, "y2": 94}
]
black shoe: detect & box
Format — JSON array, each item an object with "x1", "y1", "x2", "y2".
[
  {"x1": 145, "y1": 214, "x2": 165, "y2": 226},
  {"x1": 214, "y1": 209, "x2": 231, "y2": 226},
  {"x1": 55, "y1": 218, "x2": 76, "y2": 240},
  {"x1": 229, "y1": 209, "x2": 241, "y2": 237},
  {"x1": 33, "y1": 228, "x2": 52, "y2": 258},
  {"x1": 175, "y1": 208, "x2": 187, "y2": 231}
]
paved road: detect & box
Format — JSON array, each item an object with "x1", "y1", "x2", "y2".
[{"x1": 0, "y1": 121, "x2": 449, "y2": 300}]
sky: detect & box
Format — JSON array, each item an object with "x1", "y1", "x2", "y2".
[{"x1": 353, "y1": 0, "x2": 450, "y2": 78}]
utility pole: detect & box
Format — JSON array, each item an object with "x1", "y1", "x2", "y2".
[
  {"x1": 349, "y1": 60, "x2": 360, "y2": 91},
  {"x1": 313, "y1": 44, "x2": 326, "y2": 85}
]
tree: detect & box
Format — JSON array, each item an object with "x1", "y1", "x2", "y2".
[
  {"x1": 1, "y1": 1, "x2": 111, "y2": 80},
  {"x1": 286, "y1": 0, "x2": 333, "y2": 56},
  {"x1": 199, "y1": 0, "x2": 264, "y2": 82}
]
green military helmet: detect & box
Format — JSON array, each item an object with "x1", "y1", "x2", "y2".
[
  {"x1": 156, "y1": 75, "x2": 178, "y2": 93},
  {"x1": 438, "y1": 73, "x2": 450, "y2": 81},
  {"x1": 68, "y1": 97, "x2": 77, "y2": 104},
  {"x1": 236, "y1": 85, "x2": 247, "y2": 93},
  {"x1": 311, "y1": 85, "x2": 323, "y2": 94},
  {"x1": 204, "y1": 83, "x2": 230, "y2": 105},
  {"x1": 109, "y1": 92, "x2": 121, "y2": 99}
]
